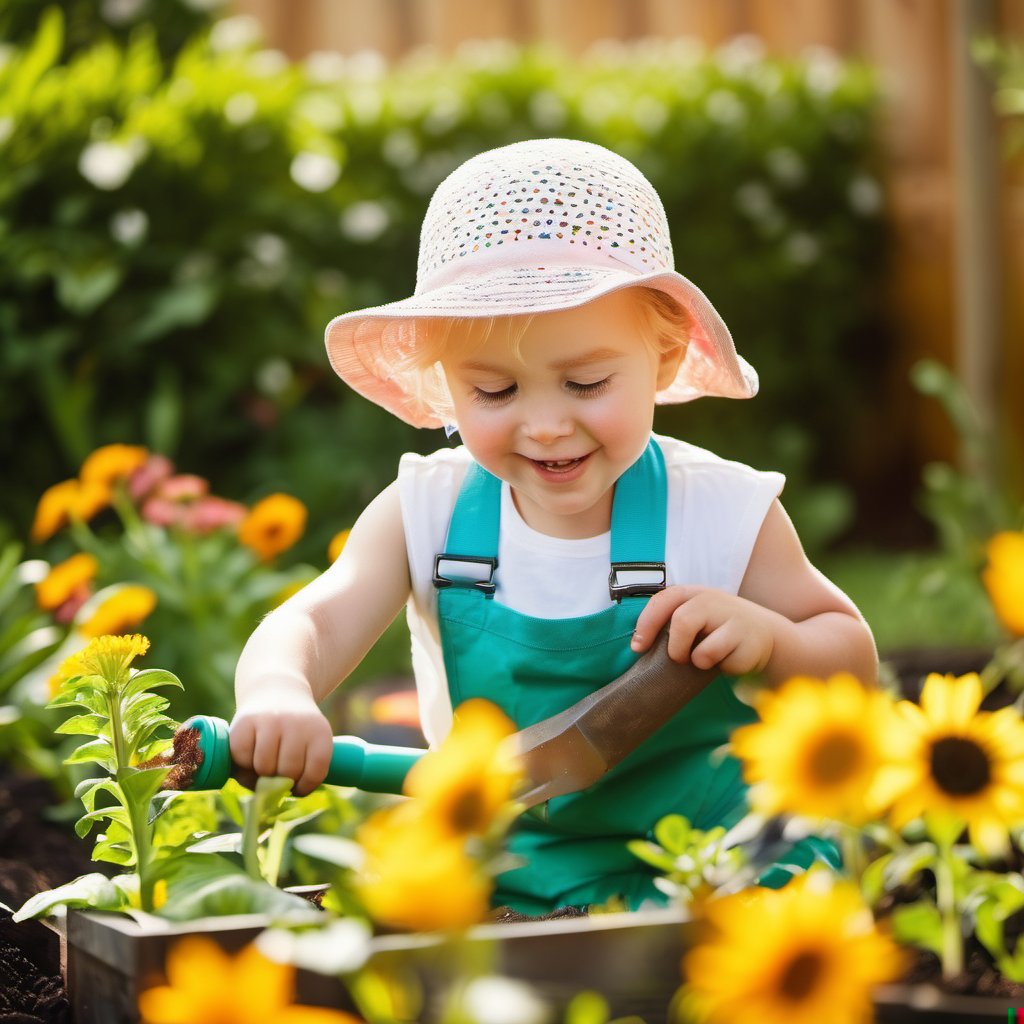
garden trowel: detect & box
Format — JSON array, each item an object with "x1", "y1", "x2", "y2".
[
  {"x1": 507, "y1": 629, "x2": 717, "y2": 810},
  {"x1": 160, "y1": 628, "x2": 716, "y2": 810}
]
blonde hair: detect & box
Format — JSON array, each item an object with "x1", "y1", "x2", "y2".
[{"x1": 394, "y1": 286, "x2": 691, "y2": 423}]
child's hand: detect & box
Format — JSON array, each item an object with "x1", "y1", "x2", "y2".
[
  {"x1": 229, "y1": 687, "x2": 335, "y2": 797},
  {"x1": 630, "y1": 585, "x2": 780, "y2": 676}
]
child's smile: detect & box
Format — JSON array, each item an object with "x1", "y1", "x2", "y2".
[{"x1": 442, "y1": 290, "x2": 681, "y2": 540}]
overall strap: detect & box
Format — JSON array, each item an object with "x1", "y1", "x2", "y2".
[
  {"x1": 608, "y1": 438, "x2": 668, "y2": 602},
  {"x1": 432, "y1": 462, "x2": 502, "y2": 597},
  {"x1": 432, "y1": 437, "x2": 668, "y2": 602}
]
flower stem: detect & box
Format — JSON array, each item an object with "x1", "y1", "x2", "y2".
[
  {"x1": 839, "y1": 824, "x2": 866, "y2": 880},
  {"x1": 935, "y1": 840, "x2": 963, "y2": 979}
]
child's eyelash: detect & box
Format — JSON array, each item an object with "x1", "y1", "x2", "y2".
[
  {"x1": 471, "y1": 377, "x2": 612, "y2": 407},
  {"x1": 472, "y1": 385, "x2": 517, "y2": 407},
  {"x1": 566, "y1": 377, "x2": 612, "y2": 397}
]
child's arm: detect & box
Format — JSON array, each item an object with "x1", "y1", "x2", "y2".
[
  {"x1": 230, "y1": 481, "x2": 411, "y2": 794},
  {"x1": 630, "y1": 500, "x2": 877, "y2": 686}
]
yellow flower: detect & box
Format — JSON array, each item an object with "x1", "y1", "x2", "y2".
[
  {"x1": 356, "y1": 804, "x2": 492, "y2": 932},
  {"x1": 79, "y1": 585, "x2": 158, "y2": 638},
  {"x1": 138, "y1": 935, "x2": 358, "y2": 1024},
  {"x1": 35, "y1": 553, "x2": 99, "y2": 611},
  {"x1": 239, "y1": 494, "x2": 307, "y2": 561},
  {"x1": 731, "y1": 674, "x2": 892, "y2": 825},
  {"x1": 327, "y1": 528, "x2": 351, "y2": 563},
  {"x1": 683, "y1": 869, "x2": 905, "y2": 1024},
  {"x1": 30, "y1": 478, "x2": 110, "y2": 542},
  {"x1": 80, "y1": 443, "x2": 149, "y2": 489},
  {"x1": 869, "y1": 672, "x2": 1024, "y2": 856},
  {"x1": 403, "y1": 698, "x2": 522, "y2": 837},
  {"x1": 982, "y1": 530, "x2": 1024, "y2": 636},
  {"x1": 58, "y1": 634, "x2": 150, "y2": 688}
]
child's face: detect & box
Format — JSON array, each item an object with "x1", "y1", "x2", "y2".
[{"x1": 442, "y1": 291, "x2": 681, "y2": 539}]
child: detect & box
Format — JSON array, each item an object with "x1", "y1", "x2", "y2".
[{"x1": 232, "y1": 139, "x2": 877, "y2": 913}]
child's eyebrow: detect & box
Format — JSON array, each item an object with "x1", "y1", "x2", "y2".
[{"x1": 458, "y1": 347, "x2": 624, "y2": 373}]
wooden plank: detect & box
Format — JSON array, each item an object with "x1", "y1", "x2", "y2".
[{"x1": 747, "y1": 0, "x2": 856, "y2": 56}]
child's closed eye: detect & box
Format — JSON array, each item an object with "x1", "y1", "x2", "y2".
[
  {"x1": 565, "y1": 377, "x2": 612, "y2": 397},
  {"x1": 472, "y1": 384, "x2": 517, "y2": 406}
]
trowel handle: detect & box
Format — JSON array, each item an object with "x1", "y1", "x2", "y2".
[{"x1": 180, "y1": 715, "x2": 425, "y2": 793}]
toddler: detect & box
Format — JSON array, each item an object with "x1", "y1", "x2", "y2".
[{"x1": 232, "y1": 139, "x2": 877, "y2": 913}]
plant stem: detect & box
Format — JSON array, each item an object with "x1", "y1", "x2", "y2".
[
  {"x1": 109, "y1": 679, "x2": 155, "y2": 910},
  {"x1": 935, "y1": 840, "x2": 963, "y2": 979},
  {"x1": 839, "y1": 824, "x2": 866, "y2": 881}
]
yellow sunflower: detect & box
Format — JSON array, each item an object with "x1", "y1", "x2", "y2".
[
  {"x1": 327, "y1": 528, "x2": 351, "y2": 563},
  {"x1": 239, "y1": 494, "x2": 307, "y2": 561},
  {"x1": 79, "y1": 585, "x2": 158, "y2": 638},
  {"x1": 730, "y1": 674, "x2": 893, "y2": 825},
  {"x1": 80, "y1": 443, "x2": 148, "y2": 489},
  {"x1": 35, "y1": 553, "x2": 99, "y2": 611},
  {"x1": 30, "y1": 478, "x2": 110, "y2": 542},
  {"x1": 356, "y1": 803, "x2": 492, "y2": 932},
  {"x1": 403, "y1": 698, "x2": 522, "y2": 838},
  {"x1": 683, "y1": 868, "x2": 905, "y2": 1024},
  {"x1": 138, "y1": 935, "x2": 357, "y2": 1024},
  {"x1": 982, "y1": 530, "x2": 1024, "y2": 636},
  {"x1": 868, "y1": 672, "x2": 1024, "y2": 856}
]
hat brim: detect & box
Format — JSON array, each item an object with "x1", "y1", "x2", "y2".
[{"x1": 325, "y1": 265, "x2": 757, "y2": 429}]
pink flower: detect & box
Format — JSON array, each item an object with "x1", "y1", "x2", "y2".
[
  {"x1": 157, "y1": 474, "x2": 209, "y2": 502},
  {"x1": 183, "y1": 497, "x2": 246, "y2": 534},
  {"x1": 128, "y1": 454, "x2": 175, "y2": 503}
]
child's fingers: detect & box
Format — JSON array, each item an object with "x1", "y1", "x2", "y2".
[
  {"x1": 690, "y1": 623, "x2": 736, "y2": 671},
  {"x1": 252, "y1": 724, "x2": 283, "y2": 779},
  {"x1": 631, "y1": 585, "x2": 703, "y2": 651},
  {"x1": 228, "y1": 716, "x2": 256, "y2": 771},
  {"x1": 275, "y1": 733, "x2": 308, "y2": 790},
  {"x1": 294, "y1": 730, "x2": 334, "y2": 797}
]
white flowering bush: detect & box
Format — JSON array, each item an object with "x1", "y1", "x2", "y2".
[{"x1": 1, "y1": 10, "x2": 882, "y2": 555}]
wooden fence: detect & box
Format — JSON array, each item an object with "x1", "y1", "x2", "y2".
[{"x1": 233, "y1": 0, "x2": 1023, "y2": 506}]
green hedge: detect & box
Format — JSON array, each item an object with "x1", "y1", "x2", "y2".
[{"x1": 1, "y1": 10, "x2": 885, "y2": 558}]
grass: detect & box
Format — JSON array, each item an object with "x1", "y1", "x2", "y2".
[{"x1": 821, "y1": 547, "x2": 1002, "y2": 654}]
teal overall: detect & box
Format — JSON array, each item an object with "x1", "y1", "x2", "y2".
[{"x1": 434, "y1": 438, "x2": 829, "y2": 913}]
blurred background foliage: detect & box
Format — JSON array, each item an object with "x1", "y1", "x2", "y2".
[{"x1": 1, "y1": 2, "x2": 887, "y2": 567}]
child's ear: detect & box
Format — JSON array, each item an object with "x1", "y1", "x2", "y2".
[{"x1": 656, "y1": 343, "x2": 686, "y2": 390}]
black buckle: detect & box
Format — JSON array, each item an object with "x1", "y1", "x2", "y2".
[
  {"x1": 433, "y1": 554, "x2": 498, "y2": 596},
  {"x1": 608, "y1": 561, "x2": 666, "y2": 602}
]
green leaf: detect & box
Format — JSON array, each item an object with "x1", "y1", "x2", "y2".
[
  {"x1": 626, "y1": 839, "x2": 676, "y2": 873},
  {"x1": 75, "y1": 805, "x2": 129, "y2": 838},
  {"x1": 860, "y1": 852, "x2": 893, "y2": 907},
  {"x1": 77, "y1": 778, "x2": 122, "y2": 814},
  {"x1": 891, "y1": 902, "x2": 945, "y2": 958},
  {"x1": 119, "y1": 764, "x2": 170, "y2": 809},
  {"x1": 92, "y1": 839, "x2": 134, "y2": 866},
  {"x1": 56, "y1": 261, "x2": 124, "y2": 315},
  {"x1": 124, "y1": 669, "x2": 183, "y2": 698},
  {"x1": 653, "y1": 814, "x2": 692, "y2": 855},
  {"x1": 159, "y1": 862, "x2": 316, "y2": 921},
  {"x1": 64, "y1": 737, "x2": 117, "y2": 771},
  {"x1": 55, "y1": 713, "x2": 110, "y2": 737},
  {"x1": 12, "y1": 872, "x2": 124, "y2": 922}
]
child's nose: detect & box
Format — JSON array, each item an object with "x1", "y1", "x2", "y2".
[{"x1": 521, "y1": 402, "x2": 573, "y2": 444}]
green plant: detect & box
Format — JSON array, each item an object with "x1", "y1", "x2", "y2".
[{"x1": 1, "y1": 10, "x2": 884, "y2": 559}]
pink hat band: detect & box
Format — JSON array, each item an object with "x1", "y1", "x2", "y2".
[{"x1": 326, "y1": 138, "x2": 757, "y2": 429}]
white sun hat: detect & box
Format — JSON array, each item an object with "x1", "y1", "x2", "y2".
[{"x1": 325, "y1": 138, "x2": 758, "y2": 428}]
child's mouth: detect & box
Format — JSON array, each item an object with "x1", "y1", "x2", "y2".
[{"x1": 528, "y1": 452, "x2": 592, "y2": 479}]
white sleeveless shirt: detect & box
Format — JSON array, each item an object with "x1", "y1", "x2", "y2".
[{"x1": 397, "y1": 433, "x2": 784, "y2": 746}]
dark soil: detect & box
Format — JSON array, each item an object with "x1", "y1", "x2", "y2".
[{"x1": 0, "y1": 769, "x2": 96, "y2": 1024}]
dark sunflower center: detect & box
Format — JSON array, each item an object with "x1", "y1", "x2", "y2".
[
  {"x1": 448, "y1": 786, "x2": 486, "y2": 832},
  {"x1": 806, "y1": 732, "x2": 863, "y2": 785},
  {"x1": 778, "y1": 950, "x2": 825, "y2": 1001},
  {"x1": 930, "y1": 736, "x2": 991, "y2": 796}
]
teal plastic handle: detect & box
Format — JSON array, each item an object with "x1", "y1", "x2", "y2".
[{"x1": 180, "y1": 715, "x2": 425, "y2": 793}]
